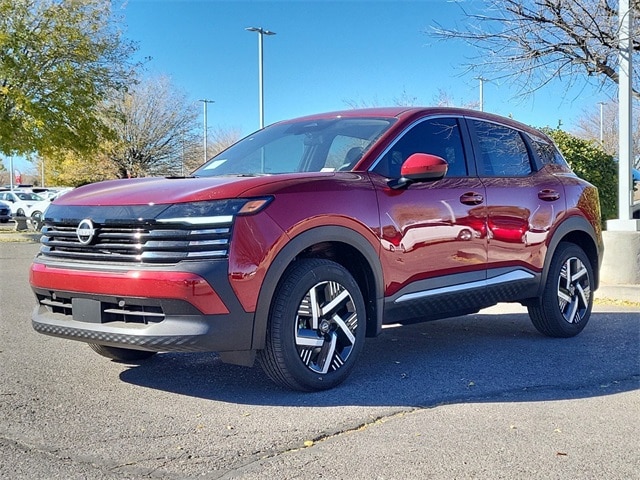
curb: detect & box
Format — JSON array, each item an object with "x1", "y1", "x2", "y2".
[
  {"x1": 595, "y1": 285, "x2": 640, "y2": 304},
  {"x1": 0, "y1": 231, "x2": 41, "y2": 243}
]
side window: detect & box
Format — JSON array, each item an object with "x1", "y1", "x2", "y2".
[
  {"x1": 373, "y1": 117, "x2": 467, "y2": 178},
  {"x1": 472, "y1": 120, "x2": 532, "y2": 177}
]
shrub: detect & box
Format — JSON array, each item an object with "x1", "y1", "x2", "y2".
[{"x1": 543, "y1": 128, "x2": 618, "y2": 225}]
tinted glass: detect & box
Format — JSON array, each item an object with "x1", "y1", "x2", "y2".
[
  {"x1": 525, "y1": 133, "x2": 569, "y2": 167},
  {"x1": 373, "y1": 117, "x2": 467, "y2": 178},
  {"x1": 472, "y1": 120, "x2": 532, "y2": 177}
]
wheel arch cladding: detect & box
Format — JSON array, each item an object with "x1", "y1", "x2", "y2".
[
  {"x1": 542, "y1": 216, "x2": 601, "y2": 294},
  {"x1": 251, "y1": 225, "x2": 384, "y2": 350}
]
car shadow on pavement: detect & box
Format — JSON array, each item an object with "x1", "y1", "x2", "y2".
[{"x1": 118, "y1": 311, "x2": 640, "y2": 407}]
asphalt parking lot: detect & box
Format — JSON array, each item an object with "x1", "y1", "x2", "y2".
[{"x1": 1, "y1": 240, "x2": 638, "y2": 479}]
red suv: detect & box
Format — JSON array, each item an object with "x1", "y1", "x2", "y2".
[{"x1": 30, "y1": 107, "x2": 603, "y2": 391}]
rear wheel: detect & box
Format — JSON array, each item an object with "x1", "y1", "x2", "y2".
[
  {"x1": 89, "y1": 344, "x2": 157, "y2": 362},
  {"x1": 528, "y1": 242, "x2": 594, "y2": 338},
  {"x1": 16, "y1": 208, "x2": 25, "y2": 217},
  {"x1": 258, "y1": 258, "x2": 366, "y2": 391}
]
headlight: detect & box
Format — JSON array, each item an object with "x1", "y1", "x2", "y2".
[{"x1": 155, "y1": 197, "x2": 272, "y2": 225}]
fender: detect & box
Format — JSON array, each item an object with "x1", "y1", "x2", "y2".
[
  {"x1": 539, "y1": 215, "x2": 602, "y2": 295},
  {"x1": 251, "y1": 225, "x2": 385, "y2": 350}
]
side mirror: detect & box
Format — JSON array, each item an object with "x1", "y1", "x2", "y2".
[{"x1": 388, "y1": 153, "x2": 448, "y2": 190}]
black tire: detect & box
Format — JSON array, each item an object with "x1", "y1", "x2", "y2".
[
  {"x1": 88, "y1": 344, "x2": 157, "y2": 362},
  {"x1": 31, "y1": 211, "x2": 43, "y2": 231},
  {"x1": 258, "y1": 258, "x2": 366, "y2": 391},
  {"x1": 528, "y1": 242, "x2": 594, "y2": 338},
  {"x1": 16, "y1": 208, "x2": 25, "y2": 217}
]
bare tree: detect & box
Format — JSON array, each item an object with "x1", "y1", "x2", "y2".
[
  {"x1": 104, "y1": 76, "x2": 199, "y2": 178},
  {"x1": 432, "y1": 89, "x2": 479, "y2": 109},
  {"x1": 574, "y1": 100, "x2": 640, "y2": 166},
  {"x1": 431, "y1": 0, "x2": 640, "y2": 99},
  {"x1": 183, "y1": 126, "x2": 242, "y2": 173},
  {"x1": 343, "y1": 88, "x2": 420, "y2": 109}
]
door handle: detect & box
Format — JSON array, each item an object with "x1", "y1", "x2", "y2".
[
  {"x1": 538, "y1": 189, "x2": 560, "y2": 201},
  {"x1": 460, "y1": 192, "x2": 484, "y2": 205}
]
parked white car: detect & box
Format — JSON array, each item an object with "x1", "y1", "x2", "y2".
[
  {"x1": 25, "y1": 188, "x2": 73, "y2": 230},
  {"x1": 0, "y1": 190, "x2": 44, "y2": 216}
]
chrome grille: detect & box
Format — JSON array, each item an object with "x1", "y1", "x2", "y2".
[{"x1": 40, "y1": 221, "x2": 232, "y2": 264}]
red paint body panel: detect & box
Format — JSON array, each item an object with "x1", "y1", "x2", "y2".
[
  {"x1": 30, "y1": 263, "x2": 229, "y2": 315},
  {"x1": 372, "y1": 173, "x2": 488, "y2": 295},
  {"x1": 481, "y1": 168, "x2": 565, "y2": 272},
  {"x1": 53, "y1": 174, "x2": 342, "y2": 206}
]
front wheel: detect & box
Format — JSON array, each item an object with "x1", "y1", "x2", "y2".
[
  {"x1": 89, "y1": 344, "x2": 157, "y2": 362},
  {"x1": 528, "y1": 242, "x2": 594, "y2": 338},
  {"x1": 31, "y1": 211, "x2": 43, "y2": 231},
  {"x1": 258, "y1": 258, "x2": 366, "y2": 391}
]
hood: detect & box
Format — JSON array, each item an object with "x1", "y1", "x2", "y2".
[
  {"x1": 53, "y1": 173, "x2": 340, "y2": 206},
  {"x1": 55, "y1": 176, "x2": 266, "y2": 206}
]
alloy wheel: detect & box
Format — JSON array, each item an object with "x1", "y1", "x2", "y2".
[
  {"x1": 556, "y1": 256, "x2": 591, "y2": 324},
  {"x1": 295, "y1": 280, "x2": 359, "y2": 374}
]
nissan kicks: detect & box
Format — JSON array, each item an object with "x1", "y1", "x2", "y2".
[{"x1": 30, "y1": 107, "x2": 603, "y2": 391}]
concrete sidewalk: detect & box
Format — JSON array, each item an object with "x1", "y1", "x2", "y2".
[{"x1": 595, "y1": 284, "x2": 640, "y2": 304}]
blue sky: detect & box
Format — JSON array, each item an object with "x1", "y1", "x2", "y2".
[
  {"x1": 10, "y1": 0, "x2": 613, "y2": 174},
  {"x1": 122, "y1": 0, "x2": 610, "y2": 133}
]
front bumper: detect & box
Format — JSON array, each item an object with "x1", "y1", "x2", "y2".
[{"x1": 30, "y1": 259, "x2": 255, "y2": 353}]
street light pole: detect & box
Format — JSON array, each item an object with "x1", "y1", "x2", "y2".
[
  {"x1": 246, "y1": 26, "x2": 276, "y2": 129},
  {"x1": 598, "y1": 102, "x2": 606, "y2": 145},
  {"x1": 198, "y1": 99, "x2": 215, "y2": 162},
  {"x1": 476, "y1": 77, "x2": 490, "y2": 112}
]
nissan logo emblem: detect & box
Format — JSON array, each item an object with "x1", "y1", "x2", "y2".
[{"x1": 76, "y1": 219, "x2": 96, "y2": 245}]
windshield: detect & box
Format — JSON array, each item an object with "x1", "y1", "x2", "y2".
[
  {"x1": 193, "y1": 117, "x2": 394, "y2": 177},
  {"x1": 16, "y1": 192, "x2": 44, "y2": 201}
]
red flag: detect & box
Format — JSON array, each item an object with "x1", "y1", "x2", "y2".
[{"x1": 14, "y1": 169, "x2": 22, "y2": 184}]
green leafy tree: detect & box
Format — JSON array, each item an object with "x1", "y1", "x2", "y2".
[
  {"x1": 41, "y1": 147, "x2": 118, "y2": 187},
  {"x1": 0, "y1": 0, "x2": 138, "y2": 157},
  {"x1": 544, "y1": 128, "x2": 618, "y2": 224}
]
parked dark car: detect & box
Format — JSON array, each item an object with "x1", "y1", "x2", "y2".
[
  {"x1": 30, "y1": 107, "x2": 603, "y2": 391},
  {"x1": 0, "y1": 200, "x2": 11, "y2": 223}
]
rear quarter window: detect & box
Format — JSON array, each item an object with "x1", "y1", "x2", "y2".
[{"x1": 525, "y1": 133, "x2": 570, "y2": 168}]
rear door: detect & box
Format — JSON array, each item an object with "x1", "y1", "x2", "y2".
[{"x1": 466, "y1": 118, "x2": 564, "y2": 285}]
